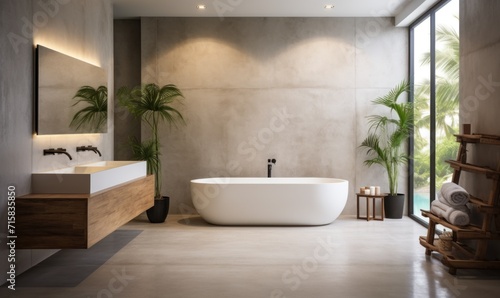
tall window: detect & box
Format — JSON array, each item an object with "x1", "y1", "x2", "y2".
[{"x1": 410, "y1": 0, "x2": 459, "y2": 223}]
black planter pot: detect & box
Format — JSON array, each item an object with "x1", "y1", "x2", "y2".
[
  {"x1": 146, "y1": 196, "x2": 170, "y2": 223},
  {"x1": 384, "y1": 193, "x2": 405, "y2": 219}
]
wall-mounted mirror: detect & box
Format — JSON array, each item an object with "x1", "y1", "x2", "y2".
[{"x1": 36, "y1": 45, "x2": 107, "y2": 135}]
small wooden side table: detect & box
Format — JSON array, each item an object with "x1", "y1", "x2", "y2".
[{"x1": 356, "y1": 193, "x2": 386, "y2": 221}]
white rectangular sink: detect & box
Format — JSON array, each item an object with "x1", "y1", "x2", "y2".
[
  {"x1": 78, "y1": 161, "x2": 138, "y2": 167},
  {"x1": 32, "y1": 161, "x2": 147, "y2": 194}
]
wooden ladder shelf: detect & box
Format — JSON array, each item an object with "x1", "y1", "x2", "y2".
[{"x1": 419, "y1": 133, "x2": 500, "y2": 274}]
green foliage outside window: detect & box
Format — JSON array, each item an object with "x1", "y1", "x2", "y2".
[{"x1": 413, "y1": 21, "x2": 459, "y2": 190}]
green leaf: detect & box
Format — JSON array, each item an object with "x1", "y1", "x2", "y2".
[
  {"x1": 359, "y1": 80, "x2": 412, "y2": 195},
  {"x1": 117, "y1": 83, "x2": 185, "y2": 197},
  {"x1": 70, "y1": 85, "x2": 107, "y2": 132}
]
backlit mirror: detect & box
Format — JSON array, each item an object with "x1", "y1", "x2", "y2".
[{"x1": 36, "y1": 45, "x2": 107, "y2": 135}]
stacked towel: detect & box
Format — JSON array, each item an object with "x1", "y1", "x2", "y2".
[
  {"x1": 431, "y1": 199, "x2": 470, "y2": 226},
  {"x1": 439, "y1": 182, "x2": 469, "y2": 206},
  {"x1": 430, "y1": 182, "x2": 471, "y2": 226}
]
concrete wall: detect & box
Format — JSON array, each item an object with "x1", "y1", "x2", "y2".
[
  {"x1": 32, "y1": 0, "x2": 114, "y2": 174},
  {"x1": 0, "y1": 0, "x2": 113, "y2": 282},
  {"x1": 459, "y1": 0, "x2": 500, "y2": 256},
  {"x1": 114, "y1": 20, "x2": 141, "y2": 160},
  {"x1": 139, "y1": 17, "x2": 408, "y2": 215},
  {"x1": 0, "y1": 0, "x2": 34, "y2": 284}
]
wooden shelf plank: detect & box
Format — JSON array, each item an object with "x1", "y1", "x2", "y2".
[
  {"x1": 480, "y1": 138, "x2": 500, "y2": 146},
  {"x1": 454, "y1": 133, "x2": 500, "y2": 146},
  {"x1": 451, "y1": 241, "x2": 475, "y2": 258},
  {"x1": 419, "y1": 236, "x2": 472, "y2": 260},
  {"x1": 420, "y1": 210, "x2": 498, "y2": 239},
  {"x1": 445, "y1": 160, "x2": 500, "y2": 178},
  {"x1": 445, "y1": 259, "x2": 500, "y2": 270},
  {"x1": 454, "y1": 134, "x2": 481, "y2": 143},
  {"x1": 464, "y1": 196, "x2": 500, "y2": 214},
  {"x1": 419, "y1": 236, "x2": 500, "y2": 272},
  {"x1": 469, "y1": 195, "x2": 490, "y2": 207}
]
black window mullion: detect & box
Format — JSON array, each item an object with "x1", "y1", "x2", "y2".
[
  {"x1": 430, "y1": 12, "x2": 437, "y2": 205},
  {"x1": 408, "y1": 26, "x2": 415, "y2": 217}
]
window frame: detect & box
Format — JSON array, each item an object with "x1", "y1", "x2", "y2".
[{"x1": 408, "y1": 0, "x2": 455, "y2": 226}]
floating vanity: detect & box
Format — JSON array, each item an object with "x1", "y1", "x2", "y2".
[{"x1": 17, "y1": 161, "x2": 154, "y2": 249}]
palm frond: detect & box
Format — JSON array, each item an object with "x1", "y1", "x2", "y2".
[
  {"x1": 117, "y1": 83, "x2": 186, "y2": 197},
  {"x1": 360, "y1": 134, "x2": 387, "y2": 167},
  {"x1": 129, "y1": 138, "x2": 160, "y2": 175},
  {"x1": 359, "y1": 81, "x2": 412, "y2": 194},
  {"x1": 372, "y1": 80, "x2": 409, "y2": 108},
  {"x1": 70, "y1": 85, "x2": 107, "y2": 132},
  {"x1": 129, "y1": 137, "x2": 162, "y2": 196}
]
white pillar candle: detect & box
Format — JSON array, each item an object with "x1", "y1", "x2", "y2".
[
  {"x1": 375, "y1": 186, "x2": 381, "y2": 195},
  {"x1": 370, "y1": 186, "x2": 375, "y2": 195}
]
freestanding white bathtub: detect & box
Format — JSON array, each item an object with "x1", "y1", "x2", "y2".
[{"x1": 190, "y1": 177, "x2": 349, "y2": 226}]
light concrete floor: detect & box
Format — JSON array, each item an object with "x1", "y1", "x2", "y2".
[{"x1": 3, "y1": 215, "x2": 500, "y2": 298}]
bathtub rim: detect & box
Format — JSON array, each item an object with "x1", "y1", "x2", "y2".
[{"x1": 190, "y1": 177, "x2": 349, "y2": 185}]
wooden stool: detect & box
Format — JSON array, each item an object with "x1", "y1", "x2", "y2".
[{"x1": 356, "y1": 193, "x2": 386, "y2": 221}]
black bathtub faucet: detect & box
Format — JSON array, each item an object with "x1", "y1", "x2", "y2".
[{"x1": 267, "y1": 158, "x2": 276, "y2": 178}]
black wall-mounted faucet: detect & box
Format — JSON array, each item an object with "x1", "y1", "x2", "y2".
[
  {"x1": 76, "y1": 145, "x2": 102, "y2": 156},
  {"x1": 268, "y1": 158, "x2": 276, "y2": 178},
  {"x1": 43, "y1": 148, "x2": 73, "y2": 160}
]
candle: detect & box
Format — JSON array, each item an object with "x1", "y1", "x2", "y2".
[
  {"x1": 369, "y1": 186, "x2": 375, "y2": 195},
  {"x1": 375, "y1": 186, "x2": 381, "y2": 195}
]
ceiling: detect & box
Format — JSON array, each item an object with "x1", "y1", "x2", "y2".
[
  {"x1": 112, "y1": 0, "x2": 415, "y2": 18},
  {"x1": 112, "y1": 0, "x2": 442, "y2": 27}
]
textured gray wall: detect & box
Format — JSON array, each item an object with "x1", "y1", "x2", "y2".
[
  {"x1": 32, "y1": 0, "x2": 114, "y2": 174},
  {"x1": 459, "y1": 0, "x2": 500, "y2": 257},
  {"x1": 0, "y1": 0, "x2": 34, "y2": 283},
  {"x1": 114, "y1": 20, "x2": 141, "y2": 160},
  {"x1": 0, "y1": 0, "x2": 113, "y2": 282},
  {"x1": 140, "y1": 17, "x2": 408, "y2": 215}
]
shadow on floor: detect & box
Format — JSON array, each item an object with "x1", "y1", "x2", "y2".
[
  {"x1": 429, "y1": 253, "x2": 500, "y2": 280},
  {"x1": 177, "y1": 215, "x2": 209, "y2": 226},
  {"x1": 176, "y1": 216, "x2": 333, "y2": 228},
  {"x1": 16, "y1": 230, "x2": 142, "y2": 288}
]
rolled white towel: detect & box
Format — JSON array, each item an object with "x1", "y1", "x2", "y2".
[
  {"x1": 430, "y1": 204, "x2": 444, "y2": 216},
  {"x1": 448, "y1": 209, "x2": 470, "y2": 226},
  {"x1": 432, "y1": 199, "x2": 469, "y2": 214},
  {"x1": 430, "y1": 200, "x2": 470, "y2": 226},
  {"x1": 439, "y1": 182, "x2": 469, "y2": 206}
]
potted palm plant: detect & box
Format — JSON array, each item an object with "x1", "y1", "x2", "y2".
[
  {"x1": 70, "y1": 85, "x2": 107, "y2": 132},
  {"x1": 359, "y1": 81, "x2": 413, "y2": 219},
  {"x1": 118, "y1": 83, "x2": 185, "y2": 223}
]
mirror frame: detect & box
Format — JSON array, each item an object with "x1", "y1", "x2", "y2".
[{"x1": 35, "y1": 45, "x2": 107, "y2": 135}]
